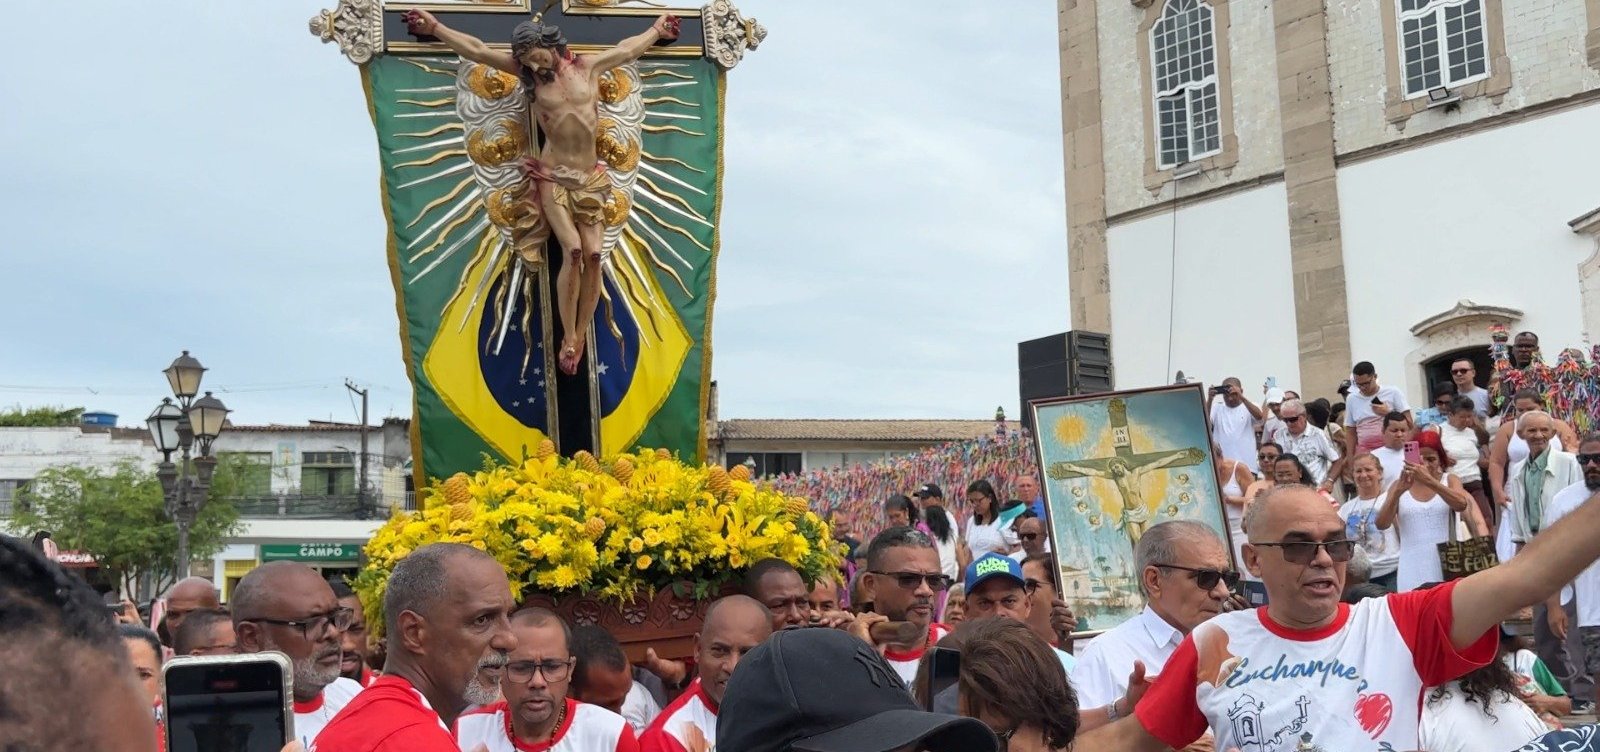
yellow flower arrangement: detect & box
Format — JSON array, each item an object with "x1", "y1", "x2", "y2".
[{"x1": 352, "y1": 449, "x2": 840, "y2": 633}]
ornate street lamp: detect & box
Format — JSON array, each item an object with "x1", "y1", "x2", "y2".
[{"x1": 148, "y1": 354, "x2": 230, "y2": 579}]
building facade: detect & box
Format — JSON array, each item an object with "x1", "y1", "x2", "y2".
[
  {"x1": 1060, "y1": 0, "x2": 1600, "y2": 403},
  {"x1": 0, "y1": 418, "x2": 414, "y2": 601}
]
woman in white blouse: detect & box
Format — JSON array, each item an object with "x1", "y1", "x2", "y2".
[
  {"x1": 963, "y1": 479, "x2": 1018, "y2": 561},
  {"x1": 1418, "y1": 653, "x2": 1548, "y2": 752}
]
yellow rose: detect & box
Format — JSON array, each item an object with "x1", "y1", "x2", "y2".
[
  {"x1": 635, "y1": 555, "x2": 653, "y2": 570},
  {"x1": 629, "y1": 537, "x2": 645, "y2": 554}
]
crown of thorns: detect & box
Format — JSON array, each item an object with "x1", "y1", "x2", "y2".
[{"x1": 511, "y1": 19, "x2": 567, "y2": 54}]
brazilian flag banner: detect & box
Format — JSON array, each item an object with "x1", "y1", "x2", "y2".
[{"x1": 363, "y1": 53, "x2": 721, "y2": 483}]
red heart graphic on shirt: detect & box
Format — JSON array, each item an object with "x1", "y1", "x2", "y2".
[{"x1": 1355, "y1": 691, "x2": 1393, "y2": 738}]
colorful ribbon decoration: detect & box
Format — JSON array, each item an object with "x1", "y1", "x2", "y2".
[{"x1": 1488, "y1": 323, "x2": 1597, "y2": 435}]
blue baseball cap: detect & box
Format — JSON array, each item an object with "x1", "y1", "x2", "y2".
[{"x1": 964, "y1": 553, "x2": 1026, "y2": 594}]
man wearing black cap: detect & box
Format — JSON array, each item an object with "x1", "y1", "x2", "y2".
[{"x1": 718, "y1": 627, "x2": 999, "y2": 752}]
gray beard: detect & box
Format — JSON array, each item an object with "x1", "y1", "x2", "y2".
[
  {"x1": 260, "y1": 636, "x2": 338, "y2": 699},
  {"x1": 463, "y1": 670, "x2": 502, "y2": 706}
]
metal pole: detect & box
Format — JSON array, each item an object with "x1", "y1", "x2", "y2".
[{"x1": 347, "y1": 380, "x2": 371, "y2": 517}]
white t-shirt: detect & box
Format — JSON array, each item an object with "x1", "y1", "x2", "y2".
[
  {"x1": 1339, "y1": 495, "x2": 1401, "y2": 578},
  {"x1": 293, "y1": 677, "x2": 364, "y2": 748},
  {"x1": 1345, "y1": 386, "x2": 1411, "y2": 448},
  {"x1": 1370, "y1": 445, "x2": 1406, "y2": 489},
  {"x1": 1459, "y1": 386, "x2": 1491, "y2": 417},
  {"x1": 456, "y1": 698, "x2": 639, "y2": 752},
  {"x1": 884, "y1": 624, "x2": 951, "y2": 686},
  {"x1": 1133, "y1": 582, "x2": 1495, "y2": 752},
  {"x1": 1545, "y1": 480, "x2": 1600, "y2": 627},
  {"x1": 1072, "y1": 606, "x2": 1186, "y2": 708},
  {"x1": 1210, "y1": 401, "x2": 1259, "y2": 473},
  {"x1": 621, "y1": 680, "x2": 661, "y2": 734},
  {"x1": 1438, "y1": 423, "x2": 1483, "y2": 484},
  {"x1": 1417, "y1": 681, "x2": 1548, "y2": 752},
  {"x1": 964, "y1": 517, "x2": 1017, "y2": 558}
]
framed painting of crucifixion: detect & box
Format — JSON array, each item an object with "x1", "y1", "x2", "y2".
[{"x1": 1030, "y1": 382, "x2": 1231, "y2": 634}]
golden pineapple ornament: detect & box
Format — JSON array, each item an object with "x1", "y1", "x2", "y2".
[
  {"x1": 441, "y1": 473, "x2": 472, "y2": 507},
  {"x1": 729, "y1": 464, "x2": 752, "y2": 482},
  {"x1": 611, "y1": 456, "x2": 635, "y2": 484},
  {"x1": 535, "y1": 439, "x2": 556, "y2": 460},
  {"x1": 706, "y1": 466, "x2": 732, "y2": 497},
  {"x1": 583, "y1": 516, "x2": 606, "y2": 540},
  {"x1": 574, "y1": 450, "x2": 602, "y2": 474},
  {"x1": 783, "y1": 497, "x2": 810, "y2": 517}
]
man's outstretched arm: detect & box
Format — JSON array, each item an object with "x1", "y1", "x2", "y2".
[
  {"x1": 1452, "y1": 488, "x2": 1600, "y2": 648},
  {"x1": 405, "y1": 9, "x2": 518, "y2": 73},
  {"x1": 588, "y1": 15, "x2": 679, "y2": 72}
]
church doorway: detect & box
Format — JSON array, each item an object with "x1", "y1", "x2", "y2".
[{"x1": 1421, "y1": 347, "x2": 1492, "y2": 405}]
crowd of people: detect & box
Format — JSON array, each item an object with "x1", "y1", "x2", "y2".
[{"x1": 10, "y1": 334, "x2": 1600, "y2": 751}]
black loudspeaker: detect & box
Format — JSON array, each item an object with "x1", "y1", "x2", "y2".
[{"x1": 1017, "y1": 331, "x2": 1114, "y2": 432}]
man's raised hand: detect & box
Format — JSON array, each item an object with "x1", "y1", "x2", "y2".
[
  {"x1": 653, "y1": 14, "x2": 681, "y2": 42},
  {"x1": 404, "y1": 9, "x2": 439, "y2": 36}
]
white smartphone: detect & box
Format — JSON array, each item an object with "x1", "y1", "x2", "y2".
[{"x1": 163, "y1": 652, "x2": 295, "y2": 752}]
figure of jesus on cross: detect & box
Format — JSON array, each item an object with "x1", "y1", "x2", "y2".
[
  {"x1": 404, "y1": 7, "x2": 681, "y2": 375},
  {"x1": 1046, "y1": 398, "x2": 1206, "y2": 541}
]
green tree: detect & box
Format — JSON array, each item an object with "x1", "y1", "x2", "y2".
[
  {"x1": 0, "y1": 405, "x2": 85, "y2": 427},
  {"x1": 14, "y1": 458, "x2": 243, "y2": 594}
]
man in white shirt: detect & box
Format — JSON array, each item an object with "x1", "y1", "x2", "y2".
[
  {"x1": 1077, "y1": 483, "x2": 1600, "y2": 752},
  {"x1": 1072, "y1": 522, "x2": 1232, "y2": 713},
  {"x1": 1368, "y1": 412, "x2": 1412, "y2": 489},
  {"x1": 571, "y1": 624, "x2": 660, "y2": 734},
  {"x1": 1343, "y1": 360, "x2": 1413, "y2": 456},
  {"x1": 1540, "y1": 434, "x2": 1600, "y2": 714},
  {"x1": 456, "y1": 608, "x2": 639, "y2": 752},
  {"x1": 231, "y1": 561, "x2": 366, "y2": 748},
  {"x1": 1007, "y1": 515, "x2": 1049, "y2": 562},
  {"x1": 1268, "y1": 399, "x2": 1343, "y2": 491},
  {"x1": 1208, "y1": 377, "x2": 1265, "y2": 473},
  {"x1": 1450, "y1": 359, "x2": 1491, "y2": 418}
]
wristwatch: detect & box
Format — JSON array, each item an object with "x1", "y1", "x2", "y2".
[{"x1": 1106, "y1": 697, "x2": 1123, "y2": 721}]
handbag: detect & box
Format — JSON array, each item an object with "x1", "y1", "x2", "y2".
[{"x1": 1438, "y1": 506, "x2": 1499, "y2": 580}]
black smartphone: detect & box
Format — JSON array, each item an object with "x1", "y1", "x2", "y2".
[
  {"x1": 923, "y1": 646, "x2": 961, "y2": 713},
  {"x1": 1211, "y1": 386, "x2": 1229, "y2": 395},
  {"x1": 1371, "y1": 396, "x2": 1382, "y2": 405},
  {"x1": 163, "y1": 653, "x2": 295, "y2": 752}
]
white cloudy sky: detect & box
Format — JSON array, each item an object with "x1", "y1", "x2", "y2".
[{"x1": 0, "y1": 1, "x2": 1069, "y2": 426}]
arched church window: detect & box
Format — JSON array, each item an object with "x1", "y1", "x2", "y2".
[
  {"x1": 1397, "y1": 0, "x2": 1489, "y2": 97},
  {"x1": 1150, "y1": 0, "x2": 1222, "y2": 169}
]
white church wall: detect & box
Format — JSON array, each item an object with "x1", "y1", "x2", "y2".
[
  {"x1": 1097, "y1": 0, "x2": 1287, "y2": 217},
  {"x1": 1106, "y1": 182, "x2": 1302, "y2": 394},
  {"x1": 1327, "y1": 0, "x2": 1600, "y2": 155},
  {"x1": 1337, "y1": 101, "x2": 1600, "y2": 403}
]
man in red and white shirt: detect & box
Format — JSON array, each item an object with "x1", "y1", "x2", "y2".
[
  {"x1": 640, "y1": 595, "x2": 772, "y2": 752},
  {"x1": 314, "y1": 543, "x2": 518, "y2": 752},
  {"x1": 851, "y1": 526, "x2": 951, "y2": 685},
  {"x1": 231, "y1": 561, "x2": 367, "y2": 747},
  {"x1": 1080, "y1": 484, "x2": 1600, "y2": 752},
  {"x1": 457, "y1": 608, "x2": 638, "y2": 752}
]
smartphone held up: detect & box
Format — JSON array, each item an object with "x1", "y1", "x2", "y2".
[{"x1": 163, "y1": 652, "x2": 295, "y2": 752}]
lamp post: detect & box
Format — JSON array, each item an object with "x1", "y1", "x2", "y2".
[{"x1": 147, "y1": 352, "x2": 230, "y2": 580}]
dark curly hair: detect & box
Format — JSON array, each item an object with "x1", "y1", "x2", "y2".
[
  {"x1": 958, "y1": 617, "x2": 1080, "y2": 748},
  {"x1": 1428, "y1": 655, "x2": 1522, "y2": 719},
  {"x1": 2, "y1": 534, "x2": 135, "y2": 748},
  {"x1": 509, "y1": 19, "x2": 570, "y2": 92}
]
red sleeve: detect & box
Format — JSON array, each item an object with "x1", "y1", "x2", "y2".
[
  {"x1": 372, "y1": 722, "x2": 459, "y2": 752},
  {"x1": 1131, "y1": 636, "x2": 1207, "y2": 749},
  {"x1": 1387, "y1": 581, "x2": 1496, "y2": 686},
  {"x1": 615, "y1": 723, "x2": 641, "y2": 752},
  {"x1": 639, "y1": 727, "x2": 688, "y2": 752}
]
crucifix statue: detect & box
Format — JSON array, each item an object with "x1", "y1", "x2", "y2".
[
  {"x1": 1046, "y1": 397, "x2": 1206, "y2": 540},
  {"x1": 404, "y1": 7, "x2": 679, "y2": 376}
]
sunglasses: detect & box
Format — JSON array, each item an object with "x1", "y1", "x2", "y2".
[
  {"x1": 1019, "y1": 532, "x2": 1040, "y2": 542},
  {"x1": 869, "y1": 570, "x2": 953, "y2": 592},
  {"x1": 1578, "y1": 453, "x2": 1600, "y2": 466},
  {"x1": 1436, "y1": 399, "x2": 1451, "y2": 405},
  {"x1": 1157, "y1": 564, "x2": 1240, "y2": 590},
  {"x1": 1257, "y1": 453, "x2": 1280, "y2": 461},
  {"x1": 1251, "y1": 539, "x2": 1356, "y2": 565},
  {"x1": 1284, "y1": 415, "x2": 1305, "y2": 423},
  {"x1": 1451, "y1": 368, "x2": 1472, "y2": 374}
]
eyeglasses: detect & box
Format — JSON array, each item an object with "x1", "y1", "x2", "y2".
[
  {"x1": 1435, "y1": 398, "x2": 1452, "y2": 405},
  {"x1": 1577, "y1": 453, "x2": 1600, "y2": 466},
  {"x1": 869, "y1": 571, "x2": 953, "y2": 592},
  {"x1": 1451, "y1": 368, "x2": 1472, "y2": 374},
  {"x1": 506, "y1": 658, "x2": 574, "y2": 684},
  {"x1": 1018, "y1": 532, "x2": 1040, "y2": 542},
  {"x1": 1257, "y1": 452, "x2": 1280, "y2": 461},
  {"x1": 246, "y1": 607, "x2": 354, "y2": 640},
  {"x1": 1284, "y1": 415, "x2": 1305, "y2": 423},
  {"x1": 1156, "y1": 564, "x2": 1240, "y2": 590},
  {"x1": 1023, "y1": 578, "x2": 1047, "y2": 594},
  {"x1": 1250, "y1": 539, "x2": 1356, "y2": 565}
]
